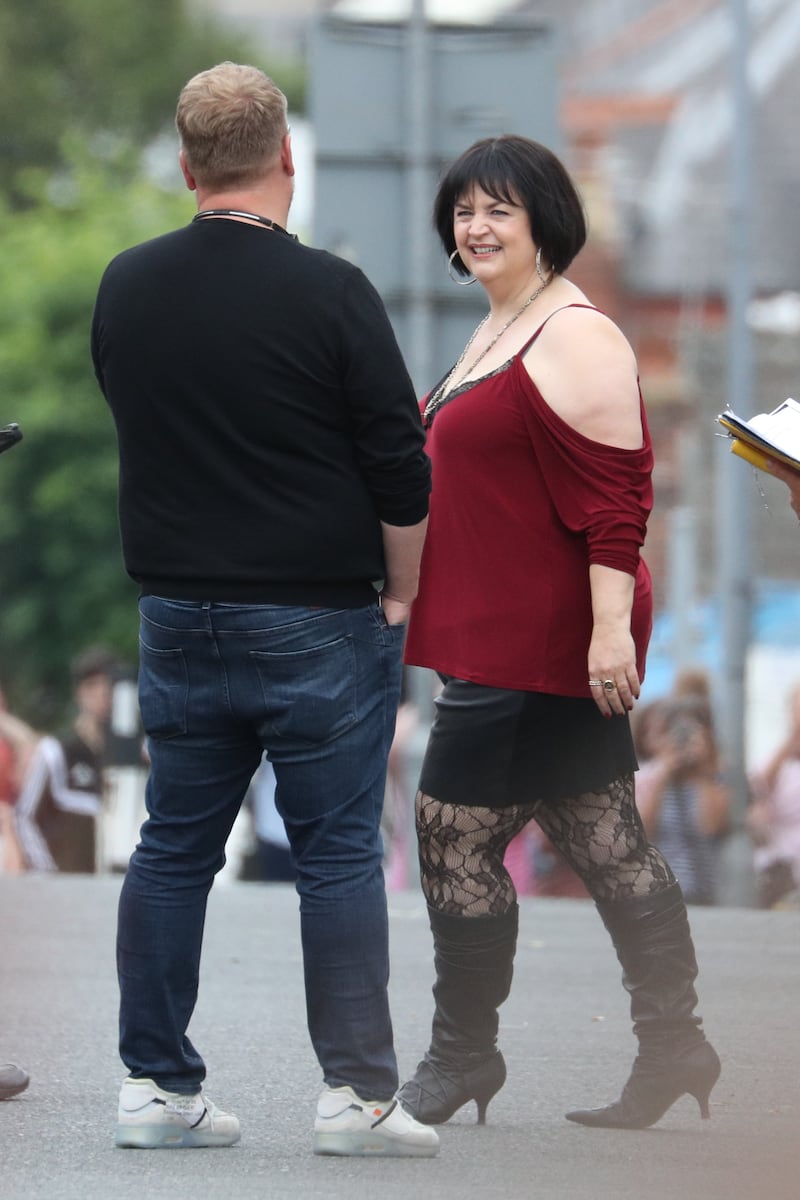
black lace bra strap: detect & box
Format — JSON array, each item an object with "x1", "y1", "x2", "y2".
[{"x1": 517, "y1": 303, "x2": 600, "y2": 358}]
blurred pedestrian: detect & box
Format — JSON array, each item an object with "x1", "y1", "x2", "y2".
[
  {"x1": 397, "y1": 134, "x2": 720, "y2": 1132},
  {"x1": 246, "y1": 754, "x2": 295, "y2": 883},
  {"x1": 672, "y1": 666, "x2": 718, "y2": 735},
  {"x1": 91, "y1": 63, "x2": 436, "y2": 1156},
  {"x1": 747, "y1": 683, "x2": 800, "y2": 909},
  {"x1": 382, "y1": 669, "x2": 421, "y2": 890},
  {"x1": 636, "y1": 697, "x2": 730, "y2": 906},
  {"x1": 15, "y1": 648, "x2": 114, "y2": 874},
  {"x1": 631, "y1": 696, "x2": 670, "y2": 766},
  {"x1": 0, "y1": 685, "x2": 37, "y2": 874}
]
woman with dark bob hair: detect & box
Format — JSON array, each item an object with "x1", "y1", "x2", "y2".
[{"x1": 397, "y1": 135, "x2": 720, "y2": 1131}]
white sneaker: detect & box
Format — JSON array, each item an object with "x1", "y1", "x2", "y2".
[
  {"x1": 115, "y1": 1077, "x2": 241, "y2": 1148},
  {"x1": 314, "y1": 1085, "x2": 440, "y2": 1157}
]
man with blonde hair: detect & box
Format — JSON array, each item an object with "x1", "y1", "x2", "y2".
[
  {"x1": 176, "y1": 61, "x2": 289, "y2": 185},
  {"x1": 91, "y1": 63, "x2": 436, "y2": 1158}
]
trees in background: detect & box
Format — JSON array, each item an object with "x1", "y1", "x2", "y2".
[
  {"x1": 0, "y1": 1, "x2": 306, "y2": 720},
  {"x1": 0, "y1": 166, "x2": 191, "y2": 720},
  {"x1": 0, "y1": 0, "x2": 305, "y2": 205}
]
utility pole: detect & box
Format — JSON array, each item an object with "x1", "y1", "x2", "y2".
[
  {"x1": 715, "y1": 0, "x2": 755, "y2": 906},
  {"x1": 406, "y1": 0, "x2": 433, "y2": 395},
  {"x1": 404, "y1": 0, "x2": 436, "y2": 781},
  {"x1": 668, "y1": 430, "x2": 702, "y2": 670}
]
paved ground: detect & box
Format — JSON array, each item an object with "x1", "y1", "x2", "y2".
[{"x1": 1, "y1": 874, "x2": 798, "y2": 1200}]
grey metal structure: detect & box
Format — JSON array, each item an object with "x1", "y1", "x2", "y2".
[
  {"x1": 309, "y1": 10, "x2": 559, "y2": 393},
  {"x1": 714, "y1": 0, "x2": 756, "y2": 906}
]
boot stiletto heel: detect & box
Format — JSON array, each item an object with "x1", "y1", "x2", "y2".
[
  {"x1": 689, "y1": 1045, "x2": 722, "y2": 1119},
  {"x1": 399, "y1": 1049, "x2": 506, "y2": 1126},
  {"x1": 566, "y1": 1040, "x2": 721, "y2": 1129},
  {"x1": 398, "y1": 906, "x2": 518, "y2": 1127},
  {"x1": 565, "y1": 884, "x2": 722, "y2": 1131}
]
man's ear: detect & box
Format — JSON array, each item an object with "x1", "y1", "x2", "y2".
[
  {"x1": 280, "y1": 132, "x2": 295, "y2": 179},
  {"x1": 179, "y1": 149, "x2": 197, "y2": 192}
]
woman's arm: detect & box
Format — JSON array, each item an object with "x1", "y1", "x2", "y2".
[
  {"x1": 526, "y1": 306, "x2": 643, "y2": 449},
  {"x1": 524, "y1": 307, "x2": 651, "y2": 716},
  {"x1": 587, "y1": 564, "x2": 639, "y2": 716}
]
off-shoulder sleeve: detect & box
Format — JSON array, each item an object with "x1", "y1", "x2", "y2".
[{"x1": 517, "y1": 369, "x2": 653, "y2": 576}]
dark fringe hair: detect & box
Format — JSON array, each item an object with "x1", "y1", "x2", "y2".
[{"x1": 433, "y1": 135, "x2": 587, "y2": 277}]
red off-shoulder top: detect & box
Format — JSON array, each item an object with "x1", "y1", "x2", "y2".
[{"x1": 404, "y1": 306, "x2": 654, "y2": 696}]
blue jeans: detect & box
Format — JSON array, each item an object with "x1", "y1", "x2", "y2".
[{"x1": 117, "y1": 597, "x2": 404, "y2": 1099}]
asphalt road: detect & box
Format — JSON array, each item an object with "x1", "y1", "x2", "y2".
[{"x1": 1, "y1": 874, "x2": 798, "y2": 1200}]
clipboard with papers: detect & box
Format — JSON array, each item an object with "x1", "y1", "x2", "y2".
[{"x1": 717, "y1": 398, "x2": 800, "y2": 474}]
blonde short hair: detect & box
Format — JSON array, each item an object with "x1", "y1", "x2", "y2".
[{"x1": 176, "y1": 62, "x2": 288, "y2": 189}]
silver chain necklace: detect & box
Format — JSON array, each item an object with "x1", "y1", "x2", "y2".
[{"x1": 423, "y1": 278, "x2": 551, "y2": 425}]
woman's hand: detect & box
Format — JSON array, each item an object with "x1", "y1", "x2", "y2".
[
  {"x1": 764, "y1": 457, "x2": 800, "y2": 520},
  {"x1": 587, "y1": 622, "x2": 640, "y2": 717}
]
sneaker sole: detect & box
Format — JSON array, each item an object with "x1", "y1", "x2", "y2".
[
  {"x1": 115, "y1": 1124, "x2": 240, "y2": 1149},
  {"x1": 314, "y1": 1131, "x2": 438, "y2": 1158}
]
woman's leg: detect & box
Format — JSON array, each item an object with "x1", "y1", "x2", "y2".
[
  {"x1": 415, "y1": 792, "x2": 535, "y2": 915},
  {"x1": 398, "y1": 794, "x2": 535, "y2": 1124},
  {"x1": 534, "y1": 775, "x2": 721, "y2": 1128},
  {"x1": 531, "y1": 773, "x2": 673, "y2": 900}
]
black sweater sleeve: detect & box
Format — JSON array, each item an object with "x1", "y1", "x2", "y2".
[{"x1": 339, "y1": 269, "x2": 431, "y2": 526}]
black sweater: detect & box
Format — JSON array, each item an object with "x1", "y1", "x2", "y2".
[{"x1": 91, "y1": 219, "x2": 431, "y2": 606}]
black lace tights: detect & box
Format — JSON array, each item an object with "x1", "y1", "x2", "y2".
[{"x1": 416, "y1": 775, "x2": 675, "y2": 916}]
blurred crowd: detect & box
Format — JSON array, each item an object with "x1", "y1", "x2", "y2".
[{"x1": 2, "y1": 656, "x2": 800, "y2": 909}]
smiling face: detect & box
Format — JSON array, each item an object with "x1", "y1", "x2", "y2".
[
  {"x1": 452, "y1": 185, "x2": 537, "y2": 291},
  {"x1": 434, "y1": 136, "x2": 587, "y2": 283}
]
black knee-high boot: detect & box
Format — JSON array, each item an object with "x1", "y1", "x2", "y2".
[
  {"x1": 397, "y1": 904, "x2": 518, "y2": 1125},
  {"x1": 566, "y1": 881, "x2": 721, "y2": 1129}
]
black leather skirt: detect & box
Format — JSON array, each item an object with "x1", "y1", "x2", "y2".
[{"x1": 418, "y1": 677, "x2": 638, "y2": 808}]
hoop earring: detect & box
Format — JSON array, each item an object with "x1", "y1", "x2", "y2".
[
  {"x1": 448, "y1": 249, "x2": 478, "y2": 286},
  {"x1": 536, "y1": 247, "x2": 548, "y2": 284}
]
